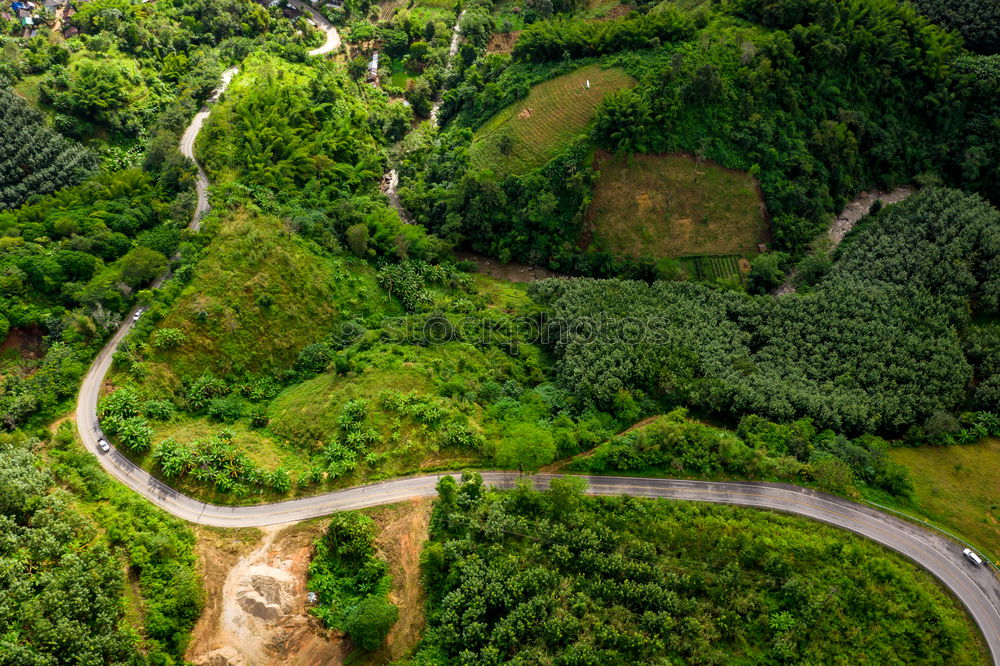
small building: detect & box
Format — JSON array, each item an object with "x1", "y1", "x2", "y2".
[{"x1": 63, "y1": 25, "x2": 78, "y2": 37}]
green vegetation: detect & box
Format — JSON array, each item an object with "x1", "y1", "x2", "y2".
[
  {"x1": 405, "y1": 0, "x2": 1000, "y2": 275},
  {"x1": 909, "y1": 0, "x2": 999, "y2": 54},
  {"x1": 532, "y1": 188, "x2": 1000, "y2": 435},
  {"x1": 583, "y1": 151, "x2": 766, "y2": 261},
  {"x1": 512, "y1": 9, "x2": 693, "y2": 62},
  {"x1": 469, "y1": 65, "x2": 635, "y2": 176},
  {"x1": 0, "y1": 426, "x2": 201, "y2": 663},
  {"x1": 572, "y1": 409, "x2": 933, "y2": 498},
  {"x1": 887, "y1": 438, "x2": 1000, "y2": 563},
  {"x1": 309, "y1": 512, "x2": 398, "y2": 652},
  {"x1": 0, "y1": 168, "x2": 191, "y2": 429},
  {"x1": 124, "y1": 209, "x2": 388, "y2": 386},
  {"x1": 3, "y1": 0, "x2": 1000, "y2": 661},
  {"x1": 0, "y1": 88, "x2": 97, "y2": 209},
  {"x1": 413, "y1": 474, "x2": 987, "y2": 664}
]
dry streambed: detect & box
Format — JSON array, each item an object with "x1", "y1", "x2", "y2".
[{"x1": 774, "y1": 185, "x2": 915, "y2": 295}]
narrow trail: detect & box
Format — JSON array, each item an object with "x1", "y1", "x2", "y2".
[
  {"x1": 385, "y1": 10, "x2": 464, "y2": 221},
  {"x1": 178, "y1": 66, "x2": 238, "y2": 231},
  {"x1": 177, "y1": 11, "x2": 340, "y2": 229},
  {"x1": 774, "y1": 185, "x2": 915, "y2": 295},
  {"x1": 429, "y1": 10, "x2": 465, "y2": 125}
]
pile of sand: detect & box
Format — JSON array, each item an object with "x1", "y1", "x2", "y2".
[
  {"x1": 192, "y1": 646, "x2": 247, "y2": 666},
  {"x1": 236, "y1": 564, "x2": 296, "y2": 622}
]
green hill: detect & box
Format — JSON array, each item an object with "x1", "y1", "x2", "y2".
[{"x1": 137, "y1": 209, "x2": 392, "y2": 393}]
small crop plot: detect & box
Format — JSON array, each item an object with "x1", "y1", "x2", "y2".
[
  {"x1": 469, "y1": 65, "x2": 635, "y2": 177},
  {"x1": 583, "y1": 151, "x2": 768, "y2": 262}
]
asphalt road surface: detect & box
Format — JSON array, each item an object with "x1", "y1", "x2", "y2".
[
  {"x1": 177, "y1": 66, "x2": 238, "y2": 230},
  {"x1": 288, "y1": 0, "x2": 341, "y2": 56},
  {"x1": 176, "y1": 6, "x2": 338, "y2": 228}
]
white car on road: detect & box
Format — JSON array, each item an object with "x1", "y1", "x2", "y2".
[
  {"x1": 963, "y1": 548, "x2": 983, "y2": 566},
  {"x1": 132, "y1": 308, "x2": 145, "y2": 322},
  {"x1": 97, "y1": 437, "x2": 111, "y2": 453}
]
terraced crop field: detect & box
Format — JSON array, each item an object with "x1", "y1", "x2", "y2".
[
  {"x1": 583, "y1": 151, "x2": 768, "y2": 261},
  {"x1": 678, "y1": 255, "x2": 747, "y2": 282},
  {"x1": 469, "y1": 65, "x2": 635, "y2": 177},
  {"x1": 377, "y1": 0, "x2": 407, "y2": 21},
  {"x1": 412, "y1": 0, "x2": 457, "y2": 9}
]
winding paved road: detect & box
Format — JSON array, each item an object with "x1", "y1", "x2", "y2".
[
  {"x1": 75, "y1": 312, "x2": 1000, "y2": 662},
  {"x1": 177, "y1": 10, "x2": 339, "y2": 228},
  {"x1": 76, "y1": 13, "x2": 1000, "y2": 663},
  {"x1": 73, "y1": 355, "x2": 1000, "y2": 662}
]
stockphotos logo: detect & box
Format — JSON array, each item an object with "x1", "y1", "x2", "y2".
[{"x1": 330, "y1": 315, "x2": 671, "y2": 347}]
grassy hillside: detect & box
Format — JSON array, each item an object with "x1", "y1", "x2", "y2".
[
  {"x1": 138, "y1": 209, "x2": 391, "y2": 393},
  {"x1": 583, "y1": 151, "x2": 767, "y2": 265},
  {"x1": 468, "y1": 65, "x2": 635, "y2": 176},
  {"x1": 888, "y1": 439, "x2": 1000, "y2": 564}
]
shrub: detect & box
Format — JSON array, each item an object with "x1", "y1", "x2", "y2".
[
  {"x1": 151, "y1": 328, "x2": 187, "y2": 349},
  {"x1": 344, "y1": 596, "x2": 399, "y2": 651},
  {"x1": 118, "y1": 416, "x2": 154, "y2": 452},
  {"x1": 142, "y1": 399, "x2": 175, "y2": 421},
  {"x1": 207, "y1": 395, "x2": 245, "y2": 423}
]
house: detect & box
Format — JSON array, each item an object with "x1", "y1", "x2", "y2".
[
  {"x1": 64, "y1": 6, "x2": 75, "y2": 17},
  {"x1": 63, "y1": 25, "x2": 78, "y2": 37}
]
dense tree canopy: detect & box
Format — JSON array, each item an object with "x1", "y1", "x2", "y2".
[
  {"x1": 531, "y1": 188, "x2": 998, "y2": 435},
  {"x1": 413, "y1": 474, "x2": 985, "y2": 664},
  {"x1": 0, "y1": 168, "x2": 186, "y2": 429},
  {"x1": 909, "y1": 0, "x2": 1000, "y2": 54},
  {"x1": 0, "y1": 429, "x2": 201, "y2": 663},
  {"x1": 0, "y1": 89, "x2": 97, "y2": 210}
]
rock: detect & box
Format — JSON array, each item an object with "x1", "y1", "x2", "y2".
[
  {"x1": 236, "y1": 564, "x2": 296, "y2": 622},
  {"x1": 192, "y1": 646, "x2": 247, "y2": 666}
]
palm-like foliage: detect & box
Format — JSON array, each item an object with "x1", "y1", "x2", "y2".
[{"x1": 0, "y1": 89, "x2": 97, "y2": 209}]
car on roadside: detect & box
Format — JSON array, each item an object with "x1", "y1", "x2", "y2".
[
  {"x1": 97, "y1": 437, "x2": 111, "y2": 453},
  {"x1": 963, "y1": 548, "x2": 983, "y2": 566},
  {"x1": 132, "y1": 308, "x2": 145, "y2": 322}
]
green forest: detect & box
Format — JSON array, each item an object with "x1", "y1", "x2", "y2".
[
  {"x1": 412, "y1": 474, "x2": 986, "y2": 664},
  {"x1": 2, "y1": 0, "x2": 1000, "y2": 661}
]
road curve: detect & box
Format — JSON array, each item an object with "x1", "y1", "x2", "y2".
[
  {"x1": 176, "y1": 8, "x2": 339, "y2": 228},
  {"x1": 84, "y1": 14, "x2": 1000, "y2": 663},
  {"x1": 73, "y1": 351, "x2": 1000, "y2": 665},
  {"x1": 288, "y1": 0, "x2": 341, "y2": 56},
  {"x1": 178, "y1": 67, "x2": 238, "y2": 230}
]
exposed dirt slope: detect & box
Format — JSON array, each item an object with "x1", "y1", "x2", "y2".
[
  {"x1": 362, "y1": 499, "x2": 434, "y2": 664},
  {"x1": 187, "y1": 522, "x2": 344, "y2": 666}
]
